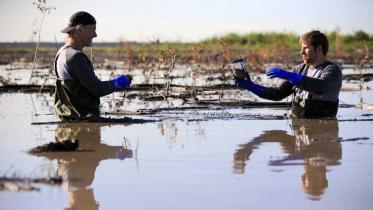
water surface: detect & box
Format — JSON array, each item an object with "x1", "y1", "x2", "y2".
[{"x1": 1, "y1": 92, "x2": 373, "y2": 210}]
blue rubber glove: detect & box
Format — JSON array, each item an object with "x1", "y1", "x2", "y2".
[
  {"x1": 235, "y1": 73, "x2": 265, "y2": 97},
  {"x1": 112, "y1": 75, "x2": 132, "y2": 90},
  {"x1": 266, "y1": 68, "x2": 304, "y2": 86}
]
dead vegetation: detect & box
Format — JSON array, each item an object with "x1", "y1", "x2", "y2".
[{"x1": 0, "y1": 36, "x2": 372, "y2": 116}]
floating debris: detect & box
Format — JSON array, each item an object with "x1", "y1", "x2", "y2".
[
  {"x1": 355, "y1": 103, "x2": 373, "y2": 110},
  {"x1": 338, "y1": 137, "x2": 370, "y2": 142},
  {"x1": 338, "y1": 118, "x2": 373, "y2": 122},
  {"x1": 31, "y1": 116, "x2": 158, "y2": 125},
  {"x1": 0, "y1": 176, "x2": 62, "y2": 192},
  {"x1": 343, "y1": 73, "x2": 373, "y2": 81},
  {"x1": 362, "y1": 113, "x2": 373, "y2": 117}
]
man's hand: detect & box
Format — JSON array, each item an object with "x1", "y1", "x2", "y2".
[
  {"x1": 234, "y1": 73, "x2": 265, "y2": 97},
  {"x1": 235, "y1": 78, "x2": 252, "y2": 90},
  {"x1": 266, "y1": 68, "x2": 304, "y2": 86},
  {"x1": 112, "y1": 75, "x2": 132, "y2": 90}
]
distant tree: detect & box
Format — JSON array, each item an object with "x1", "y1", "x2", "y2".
[
  {"x1": 354, "y1": 30, "x2": 370, "y2": 41},
  {"x1": 343, "y1": 34, "x2": 354, "y2": 43},
  {"x1": 225, "y1": 33, "x2": 241, "y2": 45}
]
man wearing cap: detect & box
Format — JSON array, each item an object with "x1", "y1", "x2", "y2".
[
  {"x1": 233, "y1": 30, "x2": 342, "y2": 118},
  {"x1": 54, "y1": 11, "x2": 132, "y2": 121}
]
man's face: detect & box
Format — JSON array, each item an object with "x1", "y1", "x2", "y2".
[
  {"x1": 300, "y1": 40, "x2": 318, "y2": 65},
  {"x1": 79, "y1": 24, "x2": 97, "y2": 47},
  {"x1": 300, "y1": 40, "x2": 325, "y2": 66}
]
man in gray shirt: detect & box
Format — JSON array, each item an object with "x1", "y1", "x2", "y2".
[
  {"x1": 234, "y1": 30, "x2": 342, "y2": 118},
  {"x1": 54, "y1": 11, "x2": 132, "y2": 121}
]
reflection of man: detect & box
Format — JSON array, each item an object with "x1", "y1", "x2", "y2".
[
  {"x1": 33, "y1": 123, "x2": 133, "y2": 210},
  {"x1": 233, "y1": 119, "x2": 341, "y2": 199}
]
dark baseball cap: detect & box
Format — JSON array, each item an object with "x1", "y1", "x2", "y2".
[{"x1": 61, "y1": 11, "x2": 96, "y2": 33}]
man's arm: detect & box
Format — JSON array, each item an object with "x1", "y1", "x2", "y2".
[
  {"x1": 235, "y1": 74, "x2": 294, "y2": 101},
  {"x1": 261, "y1": 80, "x2": 294, "y2": 101},
  {"x1": 68, "y1": 53, "x2": 115, "y2": 97},
  {"x1": 298, "y1": 65, "x2": 342, "y2": 95}
]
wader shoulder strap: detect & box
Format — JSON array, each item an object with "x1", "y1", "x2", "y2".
[
  {"x1": 298, "y1": 64, "x2": 309, "y2": 75},
  {"x1": 54, "y1": 45, "x2": 71, "y2": 79}
]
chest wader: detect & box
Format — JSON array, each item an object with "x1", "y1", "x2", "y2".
[
  {"x1": 291, "y1": 97, "x2": 338, "y2": 118},
  {"x1": 290, "y1": 63, "x2": 339, "y2": 118},
  {"x1": 54, "y1": 47, "x2": 100, "y2": 121}
]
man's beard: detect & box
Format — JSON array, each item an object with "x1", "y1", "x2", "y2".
[{"x1": 303, "y1": 56, "x2": 314, "y2": 65}]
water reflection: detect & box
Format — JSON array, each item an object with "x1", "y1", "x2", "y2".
[
  {"x1": 156, "y1": 120, "x2": 207, "y2": 148},
  {"x1": 158, "y1": 121, "x2": 178, "y2": 146},
  {"x1": 234, "y1": 119, "x2": 341, "y2": 199},
  {"x1": 33, "y1": 123, "x2": 133, "y2": 210}
]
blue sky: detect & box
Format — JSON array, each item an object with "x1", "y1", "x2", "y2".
[{"x1": 0, "y1": 0, "x2": 372, "y2": 42}]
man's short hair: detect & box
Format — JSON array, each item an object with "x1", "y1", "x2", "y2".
[
  {"x1": 61, "y1": 11, "x2": 96, "y2": 33},
  {"x1": 300, "y1": 30, "x2": 329, "y2": 56}
]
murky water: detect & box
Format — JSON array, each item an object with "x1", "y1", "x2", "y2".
[
  {"x1": 1, "y1": 63, "x2": 373, "y2": 209},
  {"x1": 0, "y1": 91, "x2": 373, "y2": 210}
]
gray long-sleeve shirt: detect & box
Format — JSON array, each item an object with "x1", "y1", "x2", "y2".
[
  {"x1": 262, "y1": 61, "x2": 342, "y2": 102},
  {"x1": 56, "y1": 45, "x2": 115, "y2": 97}
]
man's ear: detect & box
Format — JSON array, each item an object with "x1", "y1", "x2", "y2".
[
  {"x1": 75, "y1": 24, "x2": 82, "y2": 33},
  {"x1": 316, "y1": 45, "x2": 323, "y2": 54}
]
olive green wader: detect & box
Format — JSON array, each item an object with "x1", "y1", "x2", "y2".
[{"x1": 291, "y1": 97, "x2": 339, "y2": 118}]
